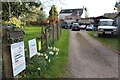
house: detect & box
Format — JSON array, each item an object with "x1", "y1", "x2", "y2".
[
  {"x1": 59, "y1": 8, "x2": 84, "y2": 23},
  {"x1": 114, "y1": 1, "x2": 120, "y2": 29},
  {"x1": 103, "y1": 13, "x2": 117, "y2": 19},
  {"x1": 115, "y1": 12, "x2": 120, "y2": 27}
]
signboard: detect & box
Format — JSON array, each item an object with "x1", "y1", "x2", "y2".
[
  {"x1": 38, "y1": 41, "x2": 41, "y2": 51},
  {"x1": 11, "y1": 41, "x2": 26, "y2": 76},
  {"x1": 28, "y1": 39, "x2": 37, "y2": 58}
]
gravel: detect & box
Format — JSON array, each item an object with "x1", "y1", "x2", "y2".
[{"x1": 67, "y1": 30, "x2": 118, "y2": 78}]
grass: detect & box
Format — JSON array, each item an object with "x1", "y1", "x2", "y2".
[
  {"x1": 24, "y1": 25, "x2": 42, "y2": 46},
  {"x1": 44, "y1": 29, "x2": 70, "y2": 78},
  {"x1": 87, "y1": 31, "x2": 119, "y2": 52},
  {"x1": 22, "y1": 26, "x2": 70, "y2": 78},
  {"x1": 23, "y1": 25, "x2": 44, "y2": 58}
]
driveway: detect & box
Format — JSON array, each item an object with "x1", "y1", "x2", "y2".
[{"x1": 68, "y1": 30, "x2": 118, "y2": 78}]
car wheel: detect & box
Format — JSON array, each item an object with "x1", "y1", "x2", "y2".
[
  {"x1": 97, "y1": 33, "x2": 101, "y2": 37},
  {"x1": 112, "y1": 32, "x2": 114, "y2": 35}
]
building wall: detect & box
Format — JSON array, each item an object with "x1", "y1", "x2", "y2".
[
  {"x1": 59, "y1": 13, "x2": 72, "y2": 20},
  {"x1": 64, "y1": 20, "x2": 76, "y2": 24},
  {"x1": 117, "y1": 15, "x2": 120, "y2": 28}
]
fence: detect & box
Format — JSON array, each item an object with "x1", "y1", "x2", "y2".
[
  {"x1": 38, "y1": 24, "x2": 62, "y2": 52},
  {"x1": 2, "y1": 23, "x2": 62, "y2": 78}
]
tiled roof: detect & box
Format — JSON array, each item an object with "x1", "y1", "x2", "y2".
[{"x1": 59, "y1": 8, "x2": 83, "y2": 16}]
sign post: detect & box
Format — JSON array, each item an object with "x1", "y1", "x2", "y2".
[
  {"x1": 11, "y1": 41, "x2": 26, "y2": 76},
  {"x1": 28, "y1": 39, "x2": 37, "y2": 58}
]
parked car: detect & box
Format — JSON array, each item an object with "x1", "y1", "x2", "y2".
[
  {"x1": 73, "y1": 23, "x2": 79, "y2": 25},
  {"x1": 79, "y1": 25, "x2": 87, "y2": 29},
  {"x1": 86, "y1": 24, "x2": 97, "y2": 31},
  {"x1": 65, "y1": 24, "x2": 71, "y2": 29},
  {"x1": 70, "y1": 24, "x2": 72, "y2": 28},
  {"x1": 97, "y1": 19, "x2": 118, "y2": 37},
  {"x1": 72, "y1": 24, "x2": 80, "y2": 31},
  {"x1": 61, "y1": 24, "x2": 67, "y2": 28}
]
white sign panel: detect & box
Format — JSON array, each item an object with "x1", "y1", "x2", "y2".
[
  {"x1": 28, "y1": 39, "x2": 37, "y2": 58},
  {"x1": 11, "y1": 41, "x2": 26, "y2": 76}
]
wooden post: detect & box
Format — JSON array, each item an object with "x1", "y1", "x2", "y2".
[
  {"x1": 45, "y1": 29, "x2": 48, "y2": 49},
  {"x1": 57, "y1": 26, "x2": 59, "y2": 40},
  {"x1": 2, "y1": 28, "x2": 14, "y2": 79},
  {"x1": 52, "y1": 25, "x2": 55, "y2": 43}
]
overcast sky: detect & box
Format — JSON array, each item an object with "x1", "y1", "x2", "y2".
[{"x1": 42, "y1": 0, "x2": 117, "y2": 17}]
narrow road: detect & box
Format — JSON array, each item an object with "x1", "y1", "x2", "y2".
[{"x1": 68, "y1": 30, "x2": 118, "y2": 78}]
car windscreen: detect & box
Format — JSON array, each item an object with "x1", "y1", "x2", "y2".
[
  {"x1": 88, "y1": 24, "x2": 94, "y2": 27},
  {"x1": 99, "y1": 21, "x2": 113, "y2": 26},
  {"x1": 81, "y1": 25, "x2": 86, "y2": 26},
  {"x1": 73, "y1": 24, "x2": 79, "y2": 26}
]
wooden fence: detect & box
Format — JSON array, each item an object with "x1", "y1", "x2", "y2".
[{"x1": 2, "y1": 23, "x2": 62, "y2": 79}]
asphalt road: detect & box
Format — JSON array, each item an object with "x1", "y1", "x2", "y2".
[{"x1": 68, "y1": 30, "x2": 118, "y2": 78}]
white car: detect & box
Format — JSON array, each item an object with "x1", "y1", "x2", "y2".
[
  {"x1": 97, "y1": 19, "x2": 118, "y2": 37},
  {"x1": 79, "y1": 25, "x2": 86, "y2": 29}
]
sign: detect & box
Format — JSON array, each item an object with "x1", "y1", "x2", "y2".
[
  {"x1": 38, "y1": 41, "x2": 41, "y2": 50},
  {"x1": 28, "y1": 39, "x2": 37, "y2": 58},
  {"x1": 11, "y1": 41, "x2": 26, "y2": 76}
]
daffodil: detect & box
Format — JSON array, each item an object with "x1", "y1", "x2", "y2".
[
  {"x1": 48, "y1": 59, "x2": 51, "y2": 62},
  {"x1": 56, "y1": 52, "x2": 58, "y2": 55},
  {"x1": 37, "y1": 68, "x2": 41, "y2": 71},
  {"x1": 49, "y1": 51, "x2": 54, "y2": 55},
  {"x1": 48, "y1": 46, "x2": 50, "y2": 49},
  {"x1": 57, "y1": 49, "x2": 59, "y2": 52},
  {"x1": 45, "y1": 56, "x2": 48, "y2": 59},
  {"x1": 41, "y1": 53, "x2": 43, "y2": 56},
  {"x1": 37, "y1": 53, "x2": 41, "y2": 56},
  {"x1": 44, "y1": 54, "x2": 46, "y2": 56},
  {"x1": 51, "y1": 47, "x2": 53, "y2": 49}
]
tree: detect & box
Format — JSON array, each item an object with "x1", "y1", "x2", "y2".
[
  {"x1": 2, "y1": 2, "x2": 42, "y2": 21},
  {"x1": 115, "y1": 1, "x2": 120, "y2": 11},
  {"x1": 49, "y1": 5, "x2": 58, "y2": 25}
]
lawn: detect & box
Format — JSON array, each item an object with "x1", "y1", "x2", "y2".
[
  {"x1": 44, "y1": 29, "x2": 70, "y2": 78},
  {"x1": 24, "y1": 25, "x2": 42, "y2": 46},
  {"x1": 87, "y1": 31, "x2": 119, "y2": 52}
]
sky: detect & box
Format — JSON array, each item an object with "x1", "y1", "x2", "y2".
[{"x1": 42, "y1": 0, "x2": 117, "y2": 17}]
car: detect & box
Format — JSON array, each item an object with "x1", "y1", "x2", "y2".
[
  {"x1": 79, "y1": 25, "x2": 87, "y2": 29},
  {"x1": 73, "y1": 23, "x2": 79, "y2": 25},
  {"x1": 61, "y1": 24, "x2": 67, "y2": 28},
  {"x1": 65, "y1": 24, "x2": 71, "y2": 29},
  {"x1": 97, "y1": 19, "x2": 118, "y2": 37},
  {"x1": 86, "y1": 24, "x2": 97, "y2": 31},
  {"x1": 72, "y1": 24, "x2": 80, "y2": 31}
]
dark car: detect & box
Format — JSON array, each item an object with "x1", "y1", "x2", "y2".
[
  {"x1": 65, "y1": 24, "x2": 71, "y2": 29},
  {"x1": 72, "y1": 24, "x2": 80, "y2": 31},
  {"x1": 61, "y1": 24, "x2": 67, "y2": 28}
]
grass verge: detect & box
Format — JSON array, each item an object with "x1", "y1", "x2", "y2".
[
  {"x1": 44, "y1": 29, "x2": 70, "y2": 78},
  {"x1": 87, "y1": 31, "x2": 119, "y2": 52}
]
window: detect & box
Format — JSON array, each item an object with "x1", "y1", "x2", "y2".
[{"x1": 99, "y1": 21, "x2": 113, "y2": 26}]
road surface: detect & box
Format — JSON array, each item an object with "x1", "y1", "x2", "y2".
[{"x1": 68, "y1": 30, "x2": 118, "y2": 78}]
